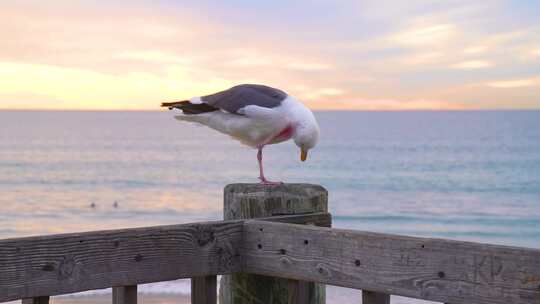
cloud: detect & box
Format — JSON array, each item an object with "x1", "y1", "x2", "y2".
[
  {"x1": 225, "y1": 57, "x2": 271, "y2": 67},
  {"x1": 309, "y1": 98, "x2": 467, "y2": 110},
  {"x1": 0, "y1": 61, "x2": 235, "y2": 110},
  {"x1": 450, "y1": 60, "x2": 493, "y2": 69},
  {"x1": 222, "y1": 49, "x2": 334, "y2": 71},
  {"x1": 391, "y1": 24, "x2": 457, "y2": 47},
  {"x1": 116, "y1": 51, "x2": 192, "y2": 64},
  {"x1": 399, "y1": 52, "x2": 444, "y2": 66},
  {"x1": 0, "y1": 1, "x2": 539, "y2": 110},
  {"x1": 286, "y1": 62, "x2": 334, "y2": 71},
  {"x1": 463, "y1": 46, "x2": 488, "y2": 54},
  {"x1": 485, "y1": 77, "x2": 540, "y2": 88},
  {"x1": 318, "y1": 88, "x2": 344, "y2": 96},
  {"x1": 291, "y1": 86, "x2": 345, "y2": 100},
  {"x1": 223, "y1": 49, "x2": 273, "y2": 67}
]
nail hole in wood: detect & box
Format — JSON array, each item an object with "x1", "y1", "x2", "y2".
[
  {"x1": 257, "y1": 244, "x2": 262, "y2": 249},
  {"x1": 259, "y1": 228, "x2": 263, "y2": 232},
  {"x1": 421, "y1": 244, "x2": 425, "y2": 248},
  {"x1": 134, "y1": 254, "x2": 143, "y2": 262},
  {"x1": 304, "y1": 240, "x2": 309, "y2": 245},
  {"x1": 355, "y1": 259, "x2": 361, "y2": 266},
  {"x1": 438, "y1": 271, "x2": 445, "y2": 278},
  {"x1": 280, "y1": 249, "x2": 286, "y2": 255}
]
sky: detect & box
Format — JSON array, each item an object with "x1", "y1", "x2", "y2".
[{"x1": 0, "y1": 0, "x2": 539, "y2": 110}]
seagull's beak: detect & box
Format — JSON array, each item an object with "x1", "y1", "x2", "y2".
[{"x1": 300, "y1": 149, "x2": 308, "y2": 162}]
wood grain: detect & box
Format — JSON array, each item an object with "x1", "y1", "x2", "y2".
[
  {"x1": 113, "y1": 286, "x2": 137, "y2": 304},
  {"x1": 243, "y1": 220, "x2": 540, "y2": 304},
  {"x1": 191, "y1": 276, "x2": 217, "y2": 304},
  {"x1": 0, "y1": 221, "x2": 243, "y2": 302},
  {"x1": 223, "y1": 183, "x2": 328, "y2": 220}
]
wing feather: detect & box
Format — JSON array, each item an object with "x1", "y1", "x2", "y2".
[{"x1": 201, "y1": 84, "x2": 287, "y2": 114}]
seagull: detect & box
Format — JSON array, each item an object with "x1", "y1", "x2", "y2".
[{"x1": 161, "y1": 84, "x2": 320, "y2": 184}]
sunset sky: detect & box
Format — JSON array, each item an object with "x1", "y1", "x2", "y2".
[{"x1": 1, "y1": 0, "x2": 539, "y2": 110}]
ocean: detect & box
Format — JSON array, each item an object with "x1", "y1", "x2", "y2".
[{"x1": 1, "y1": 110, "x2": 539, "y2": 303}]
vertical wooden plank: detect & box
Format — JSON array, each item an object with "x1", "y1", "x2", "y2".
[
  {"x1": 21, "y1": 297, "x2": 49, "y2": 304},
  {"x1": 362, "y1": 290, "x2": 390, "y2": 304},
  {"x1": 113, "y1": 285, "x2": 137, "y2": 304},
  {"x1": 191, "y1": 275, "x2": 217, "y2": 304},
  {"x1": 288, "y1": 280, "x2": 310, "y2": 304}
]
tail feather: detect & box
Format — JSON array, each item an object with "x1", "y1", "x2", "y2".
[{"x1": 161, "y1": 100, "x2": 218, "y2": 114}]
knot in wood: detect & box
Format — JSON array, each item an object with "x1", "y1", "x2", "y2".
[
  {"x1": 58, "y1": 256, "x2": 76, "y2": 279},
  {"x1": 280, "y1": 256, "x2": 292, "y2": 266},
  {"x1": 42, "y1": 262, "x2": 55, "y2": 272},
  {"x1": 316, "y1": 263, "x2": 330, "y2": 277},
  {"x1": 195, "y1": 225, "x2": 215, "y2": 247},
  {"x1": 419, "y1": 280, "x2": 446, "y2": 298}
]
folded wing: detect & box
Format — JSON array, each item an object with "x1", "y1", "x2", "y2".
[{"x1": 162, "y1": 84, "x2": 287, "y2": 115}]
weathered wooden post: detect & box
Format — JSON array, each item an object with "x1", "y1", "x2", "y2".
[{"x1": 220, "y1": 183, "x2": 328, "y2": 304}]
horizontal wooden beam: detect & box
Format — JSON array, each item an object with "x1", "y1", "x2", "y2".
[
  {"x1": 5, "y1": 212, "x2": 540, "y2": 304},
  {"x1": 0, "y1": 220, "x2": 243, "y2": 302},
  {"x1": 261, "y1": 212, "x2": 331, "y2": 227},
  {"x1": 0, "y1": 213, "x2": 329, "y2": 302},
  {"x1": 242, "y1": 220, "x2": 540, "y2": 304}
]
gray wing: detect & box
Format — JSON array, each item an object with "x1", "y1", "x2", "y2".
[{"x1": 201, "y1": 84, "x2": 287, "y2": 114}]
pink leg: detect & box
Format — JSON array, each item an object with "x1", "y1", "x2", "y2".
[{"x1": 257, "y1": 146, "x2": 281, "y2": 185}]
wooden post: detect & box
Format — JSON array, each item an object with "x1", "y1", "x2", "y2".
[
  {"x1": 362, "y1": 290, "x2": 390, "y2": 304},
  {"x1": 220, "y1": 183, "x2": 328, "y2": 304},
  {"x1": 113, "y1": 285, "x2": 137, "y2": 304},
  {"x1": 191, "y1": 276, "x2": 217, "y2": 304},
  {"x1": 21, "y1": 297, "x2": 49, "y2": 304},
  {"x1": 288, "y1": 280, "x2": 310, "y2": 304}
]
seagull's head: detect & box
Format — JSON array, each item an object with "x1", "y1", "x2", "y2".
[{"x1": 293, "y1": 113, "x2": 320, "y2": 162}]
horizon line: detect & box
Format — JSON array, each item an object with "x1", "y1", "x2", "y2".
[{"x1": 1, "y1": 108, "x2": 539, "y2": 112}]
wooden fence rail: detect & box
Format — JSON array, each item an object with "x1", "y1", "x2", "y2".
[
  {"x1": 0, "y1": 220, "x2": 243, "y2": 303},
  {"x1": 1, "y1": 213, "x2": 540, "y2": 304},
  {"x1": 0, "y1": 213, "x2": 329, "y2": 303},
  {"x1": 243, "y1": 220, "x2": 540, "y2": 304}
]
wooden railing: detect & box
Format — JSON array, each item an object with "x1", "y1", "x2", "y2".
[
  {"x1": 2, "y1": 183, "x2": 540, "y2": 304},
  {"x1": 244, "y1": 219, "x2": 540, "y2": 304},
  {"x1": 1, "y1": 212, "x2": 539, "y2": 304}
]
